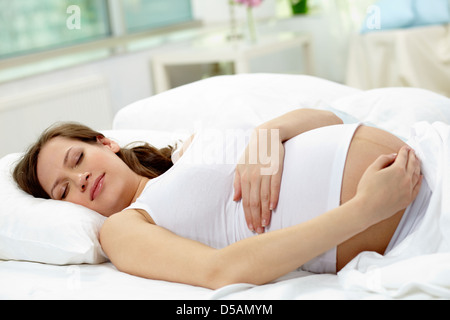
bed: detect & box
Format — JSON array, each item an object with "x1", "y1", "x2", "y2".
[{"x1": 2, "y1": 73, "x2": 450, "y2": 300}]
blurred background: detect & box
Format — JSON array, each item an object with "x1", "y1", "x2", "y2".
[{"x1": 0, "y1": 0, "x2": 449, "y2": 157}]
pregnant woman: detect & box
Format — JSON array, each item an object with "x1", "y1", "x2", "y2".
[{"x1": 13, "y1": 109, "x2": 425, "y2": 289}]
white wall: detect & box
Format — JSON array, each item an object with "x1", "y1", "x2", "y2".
[{"x1": 0, "y1": 0, "x2": 349, "y2": 156}]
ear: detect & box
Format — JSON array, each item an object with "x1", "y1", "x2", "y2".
[{"x1": 96, "y1": 135, "x2": 121, "y2": 153}]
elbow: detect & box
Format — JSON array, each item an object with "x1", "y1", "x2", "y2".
[
  {"x1": 334, "y1": 114, "x2": 344, "y2": 125},
  {"x1": 207, "y1": 270, "x2": 254, "y2": 291},
  {"x1": 205, "y1": 253, "x2": 237, "y2": 289},
  {"x1": 324, "y1": 110, "x2": 344, "y2": 125},
  {"x1": 206, "y1": 251, "x2": 264, "y2": 290}
]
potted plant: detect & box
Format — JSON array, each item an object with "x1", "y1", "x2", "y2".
[{"x1": 291, "y1": 0, "x2": 308, "y2": 15}]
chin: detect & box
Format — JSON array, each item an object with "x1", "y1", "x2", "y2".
[
  {"x1": 99, "y1": 209, "x2": 117, "y2": 218},
  {"x1": 98, "y1": 204, "x2": 125, "y2": 218}
]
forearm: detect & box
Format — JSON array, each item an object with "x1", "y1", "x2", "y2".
[
  {"x1": 214, "y1": 196, "x2": 371, "y2": 287},
  {"x1": 257, "y1": 109, "x2": 343, "y2": 142}
]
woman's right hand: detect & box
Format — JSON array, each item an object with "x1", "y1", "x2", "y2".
[{"x1": 355, "y1": 146, "x2": 423, "y2": 225}]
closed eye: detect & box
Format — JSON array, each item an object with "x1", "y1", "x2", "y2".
[
  {"x1": 61, "y1": 183, "x2": 70, "y2": 200},
  {"x1": 76, "y1": 152, "x2": 84, "y2": 166},
  {"x1": 62, "y1": 152, "x2": 83, "y2": 199}
]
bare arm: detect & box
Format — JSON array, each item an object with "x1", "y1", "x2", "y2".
[
  {"x1": 100, "y1": 147, "x2": 422, "y2": 289},
  {"x1": 101, "y1": 196, "x2": 371, "y2": 289},
  {"x1": 234, "y1": 109, "x2": 343, "y2": 233},
  {"x1": 257, "y1": 108, "x2": 343, "y2": 143}
]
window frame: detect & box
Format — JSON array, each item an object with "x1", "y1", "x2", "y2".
[{"x1": 0, "y1": 0, "x2": 200, "y2": 82}]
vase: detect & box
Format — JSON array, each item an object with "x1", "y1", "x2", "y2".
[
  {"x1": 246, "y1": 6, "x2": 257, "y2": 43},
  {"x1": 291, "y1": 0, "x2": 308, "y2": 15},
  {"x1": 227, "y1": 0, "x2": 243, "y2": 41}
]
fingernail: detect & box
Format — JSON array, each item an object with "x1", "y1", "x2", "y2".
[
  {"x1": 257, "y1": 227, "x2": 264, "y2": 234},
  {"x1": 262, "y1": 219, "x2": 267, "y2": 227},
  {"x1": 269, "y1": 203, "x2": 274, "y2": 210},
  {"x1": 249, "y1": 223, "x2": 254, "y2": 232}
]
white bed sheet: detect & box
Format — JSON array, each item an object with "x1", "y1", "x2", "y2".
[
  {"x1": 0, "y1": 259, "x2": 379, "y2": 300},
  {"x1": 3, "y1": 74, "x2": 450, "y2": 300}
]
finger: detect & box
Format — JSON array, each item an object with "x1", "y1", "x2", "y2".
[
  {"x1": 412, "y1": 156, "x2": 422, "y2": 188},
  {"x1": 369, "y1": 152, "x2": 398, "y2": 172},
  {"x1": 250, "y1": 176, "x2": 262, "y2": 233},
  {"x1": 406, "y1": 149, "x2": 420, "y2": 177},
  {"x1": 392, "y1": 146, "x2": 411, "y2": 169},
  {"x1": 269, "y1": 170, "x2": 282, "y2": 212},
  {"x1": 411, "y1": 175, "x2": 423, "y2": 203},
  {"x1": 233, "y1": 170, "x2": 242, "y2": 201},
  {"x1": 241, "y1": 173, "x2": 253, "y2": 232},
  {"x1": 260, "y1": 175, "x2": 271, "y2": 228},
  {"x1": 414, "y1": 161, "x2": 422, "y2": 184}
]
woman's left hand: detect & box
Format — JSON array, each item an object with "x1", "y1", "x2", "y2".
[
  {"x1": 355, "y1": 146, "x2": 423, "y2": 225},
  {"x1": 233, "y1": 128, "x2": 285, "y2": 234}
]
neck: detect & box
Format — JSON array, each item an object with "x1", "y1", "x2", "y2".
[{"x1": 131, "y1": 176, "x2": 149, "y2": 204}]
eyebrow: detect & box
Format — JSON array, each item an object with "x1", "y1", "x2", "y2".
[{"x1": 50, "y1": 147, "x2": 72, "y2": 199}]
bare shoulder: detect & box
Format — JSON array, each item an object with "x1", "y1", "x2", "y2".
[
  {"x1": 99, "y1": 209, "x2": 150, "y2": 245},
  {"x1": 99, "y1": 209, "x2": 172, "y2": 273},
  {"x1": 98, "y1": 208, "x2": 219, "y2": 287}
]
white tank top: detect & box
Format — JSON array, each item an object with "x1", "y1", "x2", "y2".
[{"x1": 127, "y1": 123, "x2": 361, "y2": 273}]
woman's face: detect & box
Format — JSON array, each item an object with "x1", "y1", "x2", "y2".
[{"x1": 37, "y1": 136, "x2": 140, "y2": 217}]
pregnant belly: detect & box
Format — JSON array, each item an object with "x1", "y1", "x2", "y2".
[{"x1": 337, "y1": 125, "x2": 409, "y2": 270}]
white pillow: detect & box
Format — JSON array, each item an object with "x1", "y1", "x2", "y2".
[
  {"x1": 0, "y1": 130, "x2": 180, "y2": 265},
  {"x1": 332, "y1": 87, "x2": 450, "y2": 139},
  {"x1": 113, "y1": 74, "x2": 361, "y2": 133},
  {"x1": 0, "y1": 153, "x2": 107, "y2": 265}
]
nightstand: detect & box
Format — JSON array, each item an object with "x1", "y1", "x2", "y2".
[{"x1": 152, "y1": 31, "x2": 314, "y2": 94}]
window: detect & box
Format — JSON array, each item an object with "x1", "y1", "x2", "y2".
[
  {"x1": 0, "y1": 0, "x2": 194, "y2": 60},
  {"x1": 0, "y1": 0, "x2": 110, "y2": 59},
  {"x1": 123, "y1": 0, "x2": 193, "y2": 33}
]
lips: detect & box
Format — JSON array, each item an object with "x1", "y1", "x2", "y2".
[{"x1": 91, "y1": 173, "x2": 105, "y2": 201}]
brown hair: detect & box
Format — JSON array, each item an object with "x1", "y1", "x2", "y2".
[{"x1": 13, "y1": 122, "x2": 175, "y2": 199}]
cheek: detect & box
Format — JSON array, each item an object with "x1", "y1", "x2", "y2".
[
  {"x1": 66, "y1": 193, "x2": 90, "y2": 208},
  {"x1": 96, "y1": 150, "x2": 123, "y2": 170},
  {"x1": 66, "y1": 193, "x2": 108, "y2": 216}
]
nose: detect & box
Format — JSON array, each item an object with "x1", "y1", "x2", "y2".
[{"x1": 78, "y1": 172, "x2": 91, "y2": 192}]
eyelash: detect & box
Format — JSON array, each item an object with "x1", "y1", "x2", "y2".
[
  {"x1": 61, "y1": 184, "x2": 69, "y2": 200},
  {"x1": 76, "y1": 152, "x2": 84, "y2": 166},
  {"x1": 61, "y1": 152, "x2": 84, "y2": 200}
]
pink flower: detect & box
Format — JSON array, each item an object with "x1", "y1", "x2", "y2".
[{"x1": 234, "y1": 0, "x2": 263, "y2": 7}]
